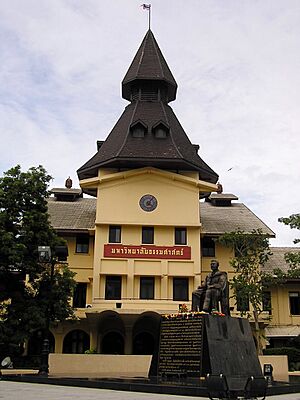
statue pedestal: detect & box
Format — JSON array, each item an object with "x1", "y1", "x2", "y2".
[{"x1": 150, "y1": 314, "x2": 262, "y2": 390}]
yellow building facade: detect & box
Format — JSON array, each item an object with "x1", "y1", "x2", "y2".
[{"x1": 43, "y1": 30, "x2": 298, "y2": 357}]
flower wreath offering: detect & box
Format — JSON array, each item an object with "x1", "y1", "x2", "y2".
[{"x1": 162, "y1": 305, "x2": 225, "y2": 320}]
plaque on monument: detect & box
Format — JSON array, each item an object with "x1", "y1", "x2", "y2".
[{"x1": 157, "y1": 316, "x2": 204, "y2": 377}]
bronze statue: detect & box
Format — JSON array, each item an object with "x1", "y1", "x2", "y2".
[{"x1": 192, "y1": 260, "x2": 230, "y2": 315}]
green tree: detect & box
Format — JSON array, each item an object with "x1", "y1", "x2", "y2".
[
  {"x1": 0, "y1": 165, "x2": 76, "y2": 354},
  {"x1": 219, "y1": 229, "x2": 272, "y2": 355},
  {"x1": 262, "y1": 213, "x2": 300, "y2": 291},
  {"x1": 279, "y1": 214, "x2": 300, "y2": 267}
]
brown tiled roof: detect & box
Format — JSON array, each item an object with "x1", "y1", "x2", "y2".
[
  {"x1": 47, "y1": 197, "x2": 96, "y2": 231},
  {"x1": 209, "y1": 194, "x2": 238, "y2": 200},
  {"x1": 78, "y1": 30, "x2": 218, "y2": 185},
  {"x1": 200, "y1": 202, "x2": 275, "y2": 236},
  {"x1": 122, "y1": 30, "x2": 177, "y2": 102},
  {"x1": 47, "y1": 197, "x2": 274, "y2": 238},
  {"x1": 262, "y1": 247, "x2": 300, "y2": 274},
  {"x1": 77, "y1": 101, "x2": 218, "y2": 182},
  {"x1": 51, "y1": 188, "x2": 82, "y2": 195}
]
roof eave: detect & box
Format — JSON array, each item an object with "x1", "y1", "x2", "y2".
[{"x1": 77, "y1": 157, "x2": 218, "y2": 183}]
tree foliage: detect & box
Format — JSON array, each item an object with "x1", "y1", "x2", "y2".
[
  {"x1": 0, "y1": 165, "x2": 76, "y2": 351},
  {"x1": 279, "y1": 213, "x2": 300, "y2": 267},
  {"x1": 219, "y1": 229, "x2": 272, "y2": 354}
]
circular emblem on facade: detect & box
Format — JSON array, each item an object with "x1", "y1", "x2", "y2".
[{"x1": 139, "y1": 194, "x2": 158, "y2": 212}]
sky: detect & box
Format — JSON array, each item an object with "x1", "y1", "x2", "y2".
[{"x1": 0, "y1": 0, "x2": 299, "y2": 247}]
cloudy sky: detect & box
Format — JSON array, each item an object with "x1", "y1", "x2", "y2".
[{"x1": 0, "y1": 0, "x2": 299, "y2": 247}]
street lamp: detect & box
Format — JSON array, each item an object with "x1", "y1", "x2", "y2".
[{"x1": 37, "y1": 245, "x2": 68, "y2": 375}]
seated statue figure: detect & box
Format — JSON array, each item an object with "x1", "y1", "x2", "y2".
[{"x1": 192, "y1": 259, "x2": 230, "y2": 315}]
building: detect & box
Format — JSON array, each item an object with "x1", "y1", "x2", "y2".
[
  {"x1": 263, "y1": 247, "x2": 300, "y2": 348},
  {"x1": 41, "y1": 30, "x2": 298, "y2": 356}
]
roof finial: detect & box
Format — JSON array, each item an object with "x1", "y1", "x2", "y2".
[
  {"x1": 216, "y1": 182, "x2": 223, "y2": 194},
  {"x1": 65, "y1": 176, "x2": 72, "y2": 189},
  {"x1": 141, "y1": 4, "x2": 151, "y2": 30}
]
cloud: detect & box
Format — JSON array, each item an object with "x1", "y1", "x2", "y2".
[{"x1": 0, "y1": 0, "x2": 299, "y2": 246}]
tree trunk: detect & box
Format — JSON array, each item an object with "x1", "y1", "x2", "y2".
[{"x1": 253, "y1": 309, "x2": 263, "y2": 355}]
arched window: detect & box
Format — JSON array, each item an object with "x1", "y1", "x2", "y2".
[
  {"x1": 132, "y1": 312, "x2": 161, "y2": 355},
  {"x1": 101, "y1": 332, "x2": 124, "y2": 354},
  {"x1": 63, "y1": 329, "x2": 90, "y2": 354},
  {"x1": 133, "y1": 332, "x2": 155, "y2": 355}
]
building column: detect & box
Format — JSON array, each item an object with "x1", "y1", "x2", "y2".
[
  {"x1": 89, "y1": 321, "x2": 98, "y2": 352},
  {"x1": 126, "y1": 259, "x2": 134, "y2": 300},
  {"x1": 52, "y1": 324, "x2": 65, "y2": 353},
  {"x1": 124, "y1": 327, "x2": 133, "y2": 355},
  {"x1": 161, "y1": 260, "x2": 168, "y2": 300}
]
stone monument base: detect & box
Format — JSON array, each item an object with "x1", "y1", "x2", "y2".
[{"x1": 149, "y1": 314, "x2": 262, "y2": 391}]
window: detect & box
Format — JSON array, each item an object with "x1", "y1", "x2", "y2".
[
  {"x1": 73, "y1": 283, "x2": 87, "y2": 308},
  {"x1": 237, "y1": 292, "x2": 249, "y2": 312},
  {"x1": 142, "y1": 227, "x2": 154, "y2": 244},
  {"x1": 153, "y1": 122, "x2": 169, "y2": 139},
  {"x1": 105, "y1": 276, "x2": 122, "y2": 300},
  {"x1": 262, "y1": 291, "x2": 272, "y2": 314},
  {"x1": 63, "y1": 330, "x2": 90, "y2": 354},
  {"x1": 173, "y1": 277, "x2": 189, "y2": 301},
  {"x1": 154, "y1": 127, "x2": 167, "y2": 138},
  {"x1": 76, "y1": 234, "x2": 89, "y2": 253},
  {"x1": 132, "y1": 126, "x2": 145, "y2": 138},
  {"x1": 175, "y1": 227, "x2": 187, "y2": 245},
  {"x1": 131, "y1": 121, "x2": 147, "y2": 138},
  {"x1": 289, "y1": 292, "x2": 300, "y2": 315},
  {"x1": 140, "y1": 277, "x2": 154, "y2": 299},
  {"x1": 109, "y1": 225, "x2": 121, "y2": 243},
  {"x1": 201, "y1": 237, "x2": 215, "y2": 257}
]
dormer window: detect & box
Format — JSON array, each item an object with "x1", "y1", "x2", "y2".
[
  {"x1": 153, "y1": 121, "x2": 169, "y2": 139},
  {"x1": 130, "y1": 121, "x2": 147, "y2": 138},
  {"x1": 155, "y1": 127, "x2": 167, "y2": 138}
]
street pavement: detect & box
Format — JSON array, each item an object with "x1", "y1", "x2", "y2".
[{"x1": 1, "y1": 381, "x2": 300, "y2": 400}]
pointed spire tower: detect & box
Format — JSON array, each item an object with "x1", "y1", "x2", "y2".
[
  {"x1": 78, "y1": 30, "x2": 218, "y2": 187},
  {"x1": 122, "y1": 30, "x2": 177, "y2": 102}
]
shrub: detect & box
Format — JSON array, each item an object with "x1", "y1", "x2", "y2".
[{"x1": 84, "y1": 348, "x2": 97, "y2": 354}]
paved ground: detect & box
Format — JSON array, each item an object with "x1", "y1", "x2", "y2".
[{"x1": 1, "y1": 381, "x2": 300, "y2": 400}]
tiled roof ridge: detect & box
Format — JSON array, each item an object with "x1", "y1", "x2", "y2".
[
  {"x1": 47, "y1": 198, "x2": 274, "y2": 237},
  {"x1": 135, "y1": 30, "x2": 148, "y2": 78},
  {"x1": 151, "y1": 31, "x2": 165, "y2": 80},
  {"x1": 149, "y1": 30, "x2": 177, "y2": 86},
  {"x1": 122, "y1": 30, "x2": 177, "y2": 92},
  {"x1": 163, "y1": 104, "x2": 218, "y2": 178},
  {"x1": 241, "y1": 203, "x2": 276, "y2": 237},
  {"x1": 77, "y1": 105, "x2": 133, "y2": 174},
  {"x1": 116, "y1": 100, "x2": 139, "y2": 158},
  {"x1": 160, "y1": 101, "x2": 184, "y2": 159}
]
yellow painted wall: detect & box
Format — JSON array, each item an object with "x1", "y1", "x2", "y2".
[
  {"x1": 267, "y1": 285, "x2": 300, "y2": 326},
  {"x1": 96, "y1": 170, "x2": 201, "y2": 226},
  {"x1": 49, "y1": 354, "x2": 152, "y2": 377},
  {"x1": 71, "y1": 166, "x2": 300, "y2": 341},
  {"x1": 80, "y1": 168, "x2": 205, "y2": 314},
  {"x1": 62, "y1": 226, "x2": 296, "y2": 332},
  {"x1": 92, "y1": 224, "x2": 200, "y2": 310},
  {"x1": 63, "y1": 236, "x2": 94, "y2": 305}
]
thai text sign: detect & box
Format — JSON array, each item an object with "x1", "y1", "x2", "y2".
[
  {"x1": 158, "y1": 318, "x2": 203, "y2": 376},
  {"x1": 103, "y1": 244, "x2": 191, "y2": 259}
]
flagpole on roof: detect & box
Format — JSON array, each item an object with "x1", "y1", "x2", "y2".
[{"x1": 141, "y1": 4, "x2": 151, "y2": 30}]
